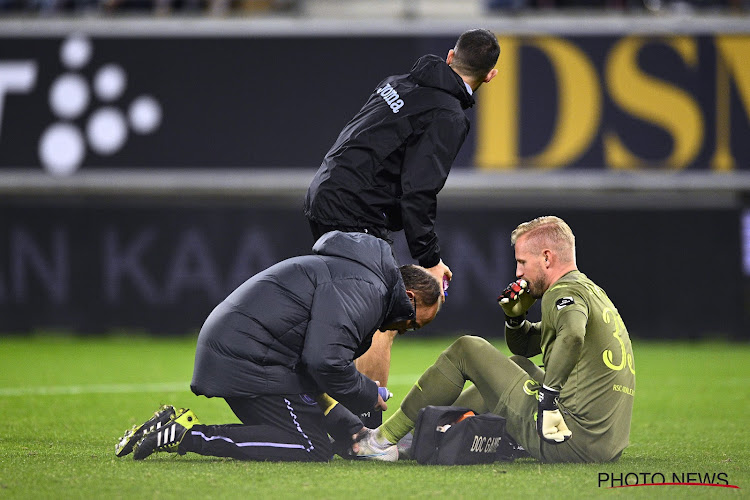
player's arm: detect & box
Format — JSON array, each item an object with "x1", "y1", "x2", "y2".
[
  {"x1": 537, "y1": 300, "x2": 587, "y2": 445},
  {"x1": 400, "y1": 111, "x2": 469, "y2": 269},
  {"x1": 505, "y1": 320, "x2": 542, "y2": 358},
  {"x1": 317, "y1": 393, "x2": 372, "y2": 459},
  {"x1": 317, "y1": 393, "x2": 365, "y2": 440},
  {"x1": 498, "y1": 279, "x2": 542, "y2": 357},
  {"x1": 543, "y1": 309, "x2": 587, "y2": 390}
]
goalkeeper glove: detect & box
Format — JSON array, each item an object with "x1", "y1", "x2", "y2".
[
  {"x1": 537, "y1": 385, "x2": 572, "y2": 444},
  {"x1": 498, "y1": 279, "x2": 536, "y2": 324}
]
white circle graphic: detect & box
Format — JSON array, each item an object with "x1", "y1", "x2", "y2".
[
  {"x1": 39, "y1": 123, "x2": 85, "y2": 176},
  {"x1": 49, "y1": 73, "x2": 90, "y2": 119},
  {"x1": 129, "y1": 95, "x2": 162, "y2": 134},
  {"x1": 94, "y1": 64, "x2": 126, "y2": 101},
  {"x1": 87, "y1": 107, "x2": 128, "y2": 155},
  {"x1": 61, "y1": 35, "x2": 92, "y2": 70}
]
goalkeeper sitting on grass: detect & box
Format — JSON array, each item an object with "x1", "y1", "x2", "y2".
[{"x1": 356, "y1": 216, "x2": 636, "y2": 463}]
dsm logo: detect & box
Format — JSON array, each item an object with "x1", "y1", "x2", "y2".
[{"x1": 0, "y1": 34, "x2": 162, "y2": 176}]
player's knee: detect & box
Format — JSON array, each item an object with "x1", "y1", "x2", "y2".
[{"x1": 446, "y1": 335, "x2": 494, "y2": 363}]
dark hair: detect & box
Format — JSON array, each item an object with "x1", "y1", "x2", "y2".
[
  {"x1": 452, "y1": 29, "x2": 501, "y2": 82},
  {"x1": 399, "y1": 265, "x2": 441, "y2": 307}
]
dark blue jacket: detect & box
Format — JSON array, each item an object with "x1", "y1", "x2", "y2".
[{"x1": 190, "y1": 231, "x2": 415, "y2": 413}]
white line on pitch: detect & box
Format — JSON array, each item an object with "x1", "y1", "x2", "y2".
[
  {"x1": 0, "y1": 382, "x2": 189, "y2": 396},
  {"x1": 0, "y1": 374, "x2": 424, "y2": 397}
]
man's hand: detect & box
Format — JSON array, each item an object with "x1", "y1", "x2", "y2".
[
  {"x1": 426, "y1": 260, "x2": 452, "y2": 290},
  {"x1": 350, "y1": 427, "x2": 369, "y2": 454},
  {"x1": 537, "y1": 385, "x2": 572, "y2": 444},
  {"x1": 498, "y1": 279, "x2": 536, "y2": 318}
]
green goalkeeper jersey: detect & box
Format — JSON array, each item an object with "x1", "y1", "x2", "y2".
[{"x1": 509, "y1": 270, "x2": 635, "y2": 461}]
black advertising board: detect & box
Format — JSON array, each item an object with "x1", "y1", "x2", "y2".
[
  {"x1": 0, "y1": 199, "x2": 742, "y2": 339},
  {"x1": 0, "y1": 31, "x2": 748, "y2": 173}
]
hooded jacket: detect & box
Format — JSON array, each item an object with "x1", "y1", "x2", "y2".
[
  {"x1": 304, "y1": 54, "x2": 474, "y2": 268},
  {"x1": 190, "y1": 231, "x2": 415, "y2": 414}
]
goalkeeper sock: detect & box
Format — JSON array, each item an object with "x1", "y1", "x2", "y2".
[
  {"x1": 379, "y1": 350, "x2": 467, "y2": 445},
  {"x1": 379, "y1": 409, "x2": 413, "y2": 445}
]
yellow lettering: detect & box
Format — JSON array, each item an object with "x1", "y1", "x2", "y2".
[
  {"x1": 602, "y1": 308, "x2": 627, "y2": 371},
  {"x1": 476, "y1": 36, "x2": 600, "y2": 170},
  {"x1": 604, "y1": 36, "x2": 703, "y2": 170},
  {"x1": 627, "y1": 353, "x2": 636, "y2": 375},
  {"x1": 477, "y1": 36, "x2": 519, "y2": 170},
  {"x1": 523, "y1": 379, "x2": 539, "y2": 397},
  {"x1": 711, "y1": 36, "x2": 750, "y2": 171},
  {"x1": 524, "y1": 37, "x2": 601, "y2": 169},
  {"x1": 613, "y1": 384, "x2": 635, "y2": 396}
]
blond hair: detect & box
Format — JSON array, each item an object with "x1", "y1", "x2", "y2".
[{"x1": 511, "y1": 216, "x2": 576, "y2": 263}]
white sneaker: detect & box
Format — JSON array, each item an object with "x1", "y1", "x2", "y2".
[{"x1": 354, "y1": 429, "x2": 398, "y2": 462}]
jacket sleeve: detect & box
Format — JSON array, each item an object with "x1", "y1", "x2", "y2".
[
  {"x1": 301, "y1": 280, "x2": 381, "y2": 414},
  {"x1": 400, "y1": 110, "x2": 469, "y2": 268}
]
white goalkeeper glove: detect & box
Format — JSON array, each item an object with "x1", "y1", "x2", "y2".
[{"x1": 537, "y1": 385, "x2": 572, "y2": 444}]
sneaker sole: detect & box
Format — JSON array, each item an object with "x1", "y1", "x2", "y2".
[{"x1": 355, "y1": 448, "x2": 399, "y2": 462}]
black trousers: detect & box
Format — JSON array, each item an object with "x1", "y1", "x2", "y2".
[{"x1": 181, "y1": 394, "x2": 333, "y2": 462}]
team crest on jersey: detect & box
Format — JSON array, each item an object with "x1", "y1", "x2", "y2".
[{"x1": 556, "y1": 297, "x2": 575, "y2": 310}]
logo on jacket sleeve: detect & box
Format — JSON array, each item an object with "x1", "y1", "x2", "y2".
[
  {"x1": 375, "y1": 83, "x2": 404, "y2": 113},
  {"x1": 556, "y1": 297, "x2": 575, "y2": 310},
  {"x1": 299, "y1": 393, "x2": 318, "y2": 405}
]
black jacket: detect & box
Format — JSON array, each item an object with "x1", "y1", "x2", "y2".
[
  {"x1": 304, "y1": 54, "x2": 474, "y2": 268},
  {"x1": 190, "y1": 231, "x2": 415, "y2": 414}
]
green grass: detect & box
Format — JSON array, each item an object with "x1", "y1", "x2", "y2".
[{"x1": 1, "y1": 335, "x2": 748, "y2": 499}]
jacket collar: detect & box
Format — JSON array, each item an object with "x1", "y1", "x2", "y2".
[
  {"x1": 409, "y1": 54, "x2": 475, "y2": 109},
  {"x1": 380, "y1": 272, "x2": 415, "y2": 328}
]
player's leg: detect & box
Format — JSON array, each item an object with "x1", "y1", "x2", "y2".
[
  {"x1": 396, "y1": 336, "x2": 524, "y2": 421},
  {"x1": 410, "y1": 341, "x2": 589, "y2": 463},
  {"x1": 452, "y1": 384, "x2": 490, "y2": 413},
  {"x1": 369, "y1": 336, "x2": 543, "y2": 459},
  {"x1": 450, "y1": 357, "x2": 543, "y2": 413},
  {"x1": 510, "y1": 354, "x2": 545, "y2": 382},
  {"x1": 180, "y1": 395, "x2": 332, "y2": 462},
  {"x1": 445, "y1": 346, "x2": 584, "y2": 463}
]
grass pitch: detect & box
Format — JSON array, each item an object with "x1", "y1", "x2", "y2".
[{"x1": 1, "y1": 334, "x2": 748, "y2": 499}]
